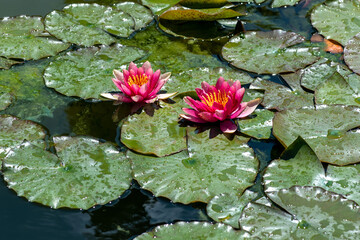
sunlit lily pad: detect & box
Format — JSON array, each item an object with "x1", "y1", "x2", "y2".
[
  {"x1": 141, "y1": 0, "x2": 180, "y2": 14},
  {"x1": 237, "y1": 109, "x2": 274, "y2": 139},
  {"x1": 222, "y1": 30, "x2": 319, "y2": 74},
  {"x1": 0, "y1": 115, "x2": 46, "y2": 157},
  {"x1": 2, "y1": 136, "x2": 132, "y2": 209},
  {"x1": 250, "y1": 75, "x2": 314, "y2": 111},
  {"x1": 207, "y1": 190, "x2": 257, "y2": 228},
  {"x1": 0, "y1": 16, "x2": 70, "y2": 60},
  {"x1": 135, "y1": 221, "x2": 253, "y2": 239},
  {"x1": 129, "y1": 131, "x2": 258, "y2": 204},
  {"x1": 0, "y1": 57, "x2": 21, "y2": 70},
  {"x1": 44, "y1": 44, "x2": 145, "y2": 99},
  {"x1": 114, "y1": 2, "x2": 153, "y2": 31},
  {"x1": 230, "y1": 0, "x2": 299, "y2": 7},
  {"x1": 0, "y1": 91, "x2": 12, "y2": 111},
  {"x1": 121, "y1": 101, "x2": 187, "y2": 157},
  {"x1": 272, "y1": 105, "x2": 360, "y2": 165},
  {"x1": 311, "y1": 0, "x2": 360, "y2": 46},
  {"x1": 344, "y1": 32, "x2": 360, "y2": 75},
  {"x1": 164, "y1": 67, "x2": 253, "y2": 95}
]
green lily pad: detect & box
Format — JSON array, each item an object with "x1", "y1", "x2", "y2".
[
  {"x1": 271, "y1": 0, "x2": 301, "y2": 7},
  {"x1": 135, "y1": 221, "x2": 253, "y2": 240},
  {"x1": 163, "y1": 67, "x2": 253, "y2": 95},
  {"x1": 267, "y1": 186, "x2": 360, "y2": 239},
  {"x1": 129, "y1": 131, "x2": 258, "y2": 204},
  {"x1": 43, "y1": 44, "x2": 146, "y2": 99},
  {"x1": 114, "y1": 2, "x2": 153, "y2": 31},
  {"x1": 141, "y1": 0, "x2": 180, "y2": 14},
  {"x1": 311, "y1": 0, "x2": 360, "y2": 46},
  {"x1": 2, "y1": 136, "x2": 132, "y2": 209},
  {"x1": 207, "y1": 190, "x2": 258, "y2": 228},
  {"x1": 250, "y1": 75, "x2": 314, "y2": 111},
  {"x1": 179, "y1": 0, "x2": 230, "y2": 8},
  {"x1": 0, "y1": 57, "x2": 21, "y2": 70},
  {"x1": 0, "y1": 91, "x2": 12, "y2": 111},
  {"x1": 0, "y1": 115, "x2": 46, "y2": 157},
  {"x1": 237, "y1": 109, "x2": 274, "y2": 139},
  {"x1": 0, "y1": 16, "x2": 70, "y2": 60},
  {"x1": 272, "y1": 105, "x2": 360, "y2": 165},
  {"x1": 160, "y1": 7, "x2": 242, "y2": 21},
  {"x1": 121, "y1": 101, "x2": 187, "y2": 157},
  {"x1": 315, "y1": 72, "x2": 360, "y2": 107},
  {"x1": 222, "y1": 30, "x2": 319, "y2": 74},
  {"x1": 264, "y1": 137, "x2": 360, "y2": 204},
  {"x1": 344, "y1": 32, "x2": 360, "y2": 75}
]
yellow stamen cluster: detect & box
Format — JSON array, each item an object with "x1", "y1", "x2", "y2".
[
  {"x1": 202, "y1": 90, "x2": 229, "y2": 107},
  {"x1": 127, "y1": 74, "x2": 149, "y2": 87}
]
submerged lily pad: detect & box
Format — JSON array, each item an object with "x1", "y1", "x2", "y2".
[
  {"x1": 44, "y1": 44, "x2": 145, "y2": 99},
  {"x1": 0, "y1": 16, "x2": 70, "y2": 60},
  {"x1": 2, "y1": 136, "x2": 132, "y2": 209},
  {"x1": 207, "y1": 190, "x2": 257, "y2": 228},
  {"x1": 121, "y1": 101, "x2": 187, "y2": 157},
  {"x1": 344, "y1": 32, "x2": 360, "y2": 75},
  {"x1": 237, "y1": 109, "x2": 274, "y2": 139},
  {"x1": 272, "y1": 105, "x2": 360, "y2": 165},
  {"x1": 0, "y1": 57, "x2": 21, "y2": 70},
  {"x1": 135, "y1": 221, "x2": 252, "y2": 239},
  {"x1": 222, "y1": 30, "x2": 319, "y2": 74},
  {"x1": 129, "y1": 131, "x2": 258, "y2": 204},
  {"x1": 311, "y1": 0, "x2": 360, "y2": 46}
]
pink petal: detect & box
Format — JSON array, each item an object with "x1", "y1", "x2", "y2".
[
  {"x1": 142, "y1": 61, "x2": 152, "y2": 72},
  {"x1": 159, "y1": 72, "x2": 171, "y2": 82},
  {"x1": 182, "y1": 108, "x2": 200, "y2": 118},
  {"x1": 144, "y1": 96, "x2": 157, "y2": 103},
  {"x1": 112, "y1": 78, "x2": 123, "y2": 91},
  {"x1": 113, "y1": 70, "x2": 124, "y2": 83},
  {"x1": 198, "y1": 112, "x2": 218, "y2": 122},
  {"x1": 201, "y1": 81, "x2": 211, "y2": 92},
  {"x1": 145, "y1": 68, "x2": 153, "y2": 78},
  {"x1": 131, "y1": 95, "x2": 144, "y2": 102},
  {"x1": 118, "y1": 81, "x2": 133, "y2": 96},
  {"x1": 220, "y1": 120, "x2": 237, "y2": 133},
  {"x1": 220, "y1": 81, "x2": 230, "y2": 92},
  {"x1": 123, "y1": 69, "x2": 130, "y2": 80},
  {"x1": 184, "y1": 97, "x2": 208, "y2": 112},
  {"x1": 114, "y1": 93, "x2": 133, "y2": 103},
  {"x1": 230, "y1": 102, "x2": 247, "y2": 119},
  {"x1": 129, "y1": 62, "x2": 138, "y2": 73},
  {"x1": 139, "y1": 82, "x2": 148, "y2": 96},
  {"x1": 149, "y1": 69, "x2": 161, "y2": 90},
  {"x1": 233, "y1": 80, "x2": 241, "y2": 89},
  {"x1": 157, "y1": 92, "x2": 177, "y2": 100},
  {"x1": 216, "y1": 77, "x2": 225, "y2": 89},
  {"x1": 238, "y1": 98, "x2": 262, "y2": 118},
  {"x1": 235, "y1": 88, "x2": 245, "y2": 103},
  {"x1": 137, "y1": 67, "x2": 144, "y2": 76},
  {"x1": 180, "y1": 114, "x2": 207, "y2": 123},
  {"x1": 130, "y1": 84, "x2": 140, "y2": 95},
  {"x1": 214, "y1": 109, "x2": 226, "y2": 121},
  {"x1": 212, "y1": 102, "x2": 224, "y2": 111}
]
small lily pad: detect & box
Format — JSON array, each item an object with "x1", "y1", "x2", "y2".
[
  {"x1": 237, "y1": 109, "x2": 274, "y2": 139},
  {"x1": 43, "y1": 44, "x2": 146, "y2": 99},
  {"x1": 0, "y1": 16, "x2": 70, "y2": 60},
  {"x1": 135, "y1": 222, "x2": 253, "y2": 240},
  {"x1": 222, "y1": 30, "x2": 319, "y2": 74},
  {"x1": 271, "y1": 0, "x2": 302, "y2": 7},
  {"x1": 121, "y1": 101, "x2": 187, "y2": 157},
  {"x1": 129, "y1": 131, "x2": 258, "y2": 204},
  {"x1": 2, "y1": 136, "x2": 132, "y2": 209},
  {"x1": 311, "y1": 0, "x2": 360, "y2": 46},
  {"x1": 344, "y1": 32, "x2": 360, "y2": 75},
  {"x1": 207, "y1": 190, "x2": 258, "y2": 228},
  {"x1": 0, "y1": 57, "x2": 21, "y2": 70}
]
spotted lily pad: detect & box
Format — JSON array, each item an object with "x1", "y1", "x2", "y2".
[
  {"x1": 237, "y1": 109, "x2": 274, "y2": 139},
  {"x1": 250, "y1": 75, "x2": 314, "y2": 111},
  {"x1": 121, "y1": 101, "x2": 187, "y2": 157},
  {"x1": 129, "y1": 131, "x2": 258, "y2": 204},
  {"x1": 0, "y1": 16, "x2": 70, "y2": 60},
  {"x1": 344, "y1": 32, "x2": 360, "y2": 75},
  {"x1": 135, "y1": 221, "x2": 253, "y2": 239},
  {"x1": 230, "y1": 0, "x2": 299, "y2": 7},
  {"x1": 0, "y1": 90, "x2": 12, "y2": 111},
  {"x1": 2, "y1": 136, "x2": 132, "y2": 209},
  {"x1": 311, "y1": 0, "x2": 360, "y2": 46},
  {"x1": 0, "y1": 57, "x2": 21, "y2": 70},
  {"x1": 44, "y1": 44, "x2": 145, "y2": 99},
  {"x1": 222, "y1": 30, "x2": 319, "y2": 74},
  {"x1": 207, "y1": 190, "x2": 257, "y2": 228},
  {"x1": 272, "y1": 105, "x2": 360, "y2": 165},
  {"x1": 141, "y1": 0, "x2": 180, "y2": 14}
]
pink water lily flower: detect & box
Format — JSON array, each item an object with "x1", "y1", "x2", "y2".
[
  {"x1": 101, "y1": 61, "x2": 175, "y2": 103},
  {"x1": 180, "y1": 77, "x2": 261, "y2": 133}
]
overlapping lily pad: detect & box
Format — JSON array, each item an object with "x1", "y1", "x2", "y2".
[
  {"x1": 230, "y1": 0, "x2": 299, "y2": 7},
  {"x1": 135, "y1": 221, "x2": 252, "y2": 239},
  {"x1": 129, "y1": 131, "x2": 258, "y2": 204},
  {"x1": 344, "y1": 32, "x2": 360, "y2": 75},
  {"x1": 0, "y1": 90, "x2": 12, "y2": 111},
  {"x1": 121, "y1": 101, "x2": 187, "y2": 157},
  {"x1": 114, "y1": 2, "x2": 153, "y2": 31},
  {"x1": 43, "y1": 44, "x2": 145, "y2": 99},
  {"x1": 237, "y1": 109, "x2": 274, "y2": 139},
  {"x1": 0, "y1": 16, "x2": 70, "y2": 60},
  {"x1": 0, "y1": 57, "x2": 21, "y2": 69},
  {"x1": 2, "y1": 136, "x2": 132, "y2": 209},
  {"x1": 141, "y1": 0, "x2": 180, "y2": 14},
  {"x1": 311, "y1": 0, "x2": 360, "y2": 46},
  {"x1": 272, "y1": 105, "x2": 360, "y2": 165},
  {"x1": 222, "y1": 30, "x2": 319, "y2": 74}
]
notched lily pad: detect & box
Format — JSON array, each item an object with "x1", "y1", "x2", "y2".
[
  {"x1": 0, "y1": 16, "x2": 70, "y2": 60},
  {"x1": 43, "y1": 44, "x2": 146, "y2": 99},
  {"x1": 222, "y1": 30, "x2": 319, "y2": 74},
  {"x1": 344, "y1": 32, "x2": 360, "y2": 75},
  {"x1": 2, "y1": 136, "x2": 132, "y2": 209},
  {"x1": 129, "y1": 130, "x2": 258, "y2": 204},
  {"x1": 237, "y1": 109, "x2": 274, "y2": 139}
]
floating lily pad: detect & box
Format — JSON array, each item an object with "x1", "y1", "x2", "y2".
[
  {"x1": 129, "y1": 131, "x2": 258, "y2": 204},
  {"x1": 311, "y1": 0, "x2": 360, "y2": 46},
  {"x1": 237, "y1": 109, "x2": 274, "y2": 139},
  {"x1": 141, "y1": 0, "x2": 180, "y2": 14},
  {"x1": 207, "y1": 190, "x2": 257, "y2": 228},
  {"x1": 271, "y1": 0, "x2": 302, "y2": 7},
  {"x1": 164, "y1": 67, "x2": 253, "y2": 95},
  {"x1": 344, "y1": 32, "x2": 360, "y2": 75},
  {"x1": 179, "y1": 0, "x2": 230, "y2": 8},
  {"x1": 272, "y1": 105, "x2": 360, "y2": 165},
  {"x1": 44, "y1": 44, "x2": 145, "y2": 99},
  {"x1": 264, "y1": 137, "x2": 360, "y2": 204},
  {"x1": 267, "y1": 186, "x2": 360, "y2": 239},
  {"x1": 0, "y1": 115, "x2": 46, "y2": 157},
  {"x1": 114, "y1": 2, "x2": 153, "y2": 31},
  {"x1": 121, "y1": 101, "x2": 187, "y2": 157},
  {"x1": 0, "y1": 57, "x2": 21, "y2": 70},
  {"x1": 250, "y1": 76, "x2": 314, "y2": 111},
  {"x1": 2, "y1": 136, "x2": 132, "y2": 209},
  {"x1": 222, "y1": 30, "x2": 319, "y2": 74},
  {"x1": 0, "y1": 91, "x2": 12, "y2": 111},
  {"x1": 135, "y1": 221, "x2": 252, "y2": 240},
  {"x1": 0, "y1": 16, "x2": 70, "y2": 60}
]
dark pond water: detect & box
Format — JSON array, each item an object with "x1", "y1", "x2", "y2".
[{"x1": 0, "y1": 0, "x2": 320, "y2": 239}]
